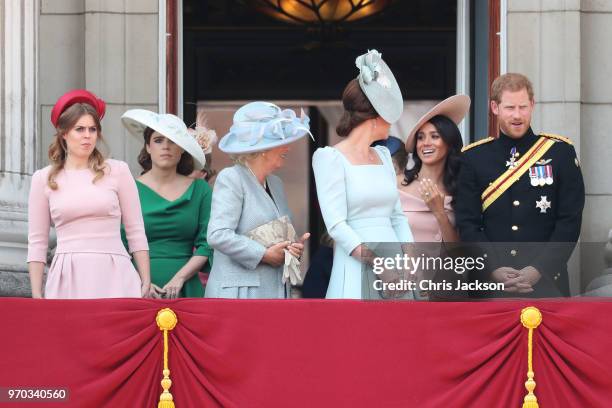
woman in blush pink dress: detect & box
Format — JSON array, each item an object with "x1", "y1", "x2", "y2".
[
  {"x1": 399, "y1": 95, "x2": 471, "y2": 243},
  {"x1": 27, "y1": 90, "x2": 151, "y2": 299},
  {"x1": 399, "y1": 96, "x2": 470, "y2": 300}
]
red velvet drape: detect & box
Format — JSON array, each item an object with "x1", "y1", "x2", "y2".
[{"x1": 2, "y1": 299, "x2": 612, "y2": 407}]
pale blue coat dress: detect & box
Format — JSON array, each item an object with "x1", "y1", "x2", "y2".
[
  {"x1": 312, "y1": 145, "x2": 414, "y2": 299},
  {"x1": 205, "y1": 165, "x2": 292, "y2": 299}
]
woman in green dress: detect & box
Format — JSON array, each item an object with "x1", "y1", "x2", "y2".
[{"x1": 121, "y1": 109, "x2": 212, "y2": 298}]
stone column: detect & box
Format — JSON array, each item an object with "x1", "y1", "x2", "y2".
[
  {"x1": 39, "y1": 0, "x2": 160, "y2": 178},
  {"x1": 0, "y1": 0, "x2": 38, "y2": 296},
  {"x1": 83, "y1": 0, "x2": 159, "y2": 172}
]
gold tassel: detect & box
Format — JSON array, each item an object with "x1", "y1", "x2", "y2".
[
  {"x1": 156, "y1": 308, "x2": 178, "y2": 408},
  {"x1": 520, "y1": 307, "x2": 542, "y2": 408}
]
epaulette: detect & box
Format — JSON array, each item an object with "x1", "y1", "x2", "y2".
[
  {"x1": 461, "y1": 137, "x2": 494, "y2": 152},
  {"x1": 540, "y1": 132, "x2": 573, "y2": 145}
]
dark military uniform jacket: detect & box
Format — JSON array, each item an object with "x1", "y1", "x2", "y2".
[{"x1": 455, "y1": 128, "x2": 585, "y2": 296}]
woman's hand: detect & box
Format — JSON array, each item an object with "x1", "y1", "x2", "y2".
[
  {"x1": 378, "y1": 267, "x2": 409, "y2": 299},
  {"x1": 147, "y1": 283, "x2": 166, "y2": 299},
  {"x1": 287, "y1": 233, "x2": 311, "y2": 259},
  {"x1": 162, "y1": 276, "x2": 186, "y2": 299},
  {"x1": 418, "y1": 178, "x2": 445, "y2": 216},
  {"x1": 262, "y1": 241, "x2": 290, "y2": 267},
  {"x1": 351, "y1": 244, "x2": 376, "y2": 265},
  {"x1": 141, "y1": 281, "x2": 152, "y2": 298}
]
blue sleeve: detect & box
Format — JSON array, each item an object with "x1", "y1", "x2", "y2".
[
  {"x1": 207, "y1": 169, "x2": 267, "y2": 270},
  {"x1": 312, "y1": 147, "x2": 363, "y2": 255}
]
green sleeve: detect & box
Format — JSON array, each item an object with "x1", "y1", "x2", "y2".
[{"x1": 193, "y1": 181, "x2": 214, "y2": 261}]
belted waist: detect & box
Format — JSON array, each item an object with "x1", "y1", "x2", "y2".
[
  {"x1": 55, "y1": 219, "x2": 129, "y2": 256},
  {"x1": 55, "y1": 237, "x2": 130, "y2": 257}
]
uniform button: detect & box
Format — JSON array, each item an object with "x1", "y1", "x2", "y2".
[
  {"x1": 513, "y1": 200, "x2": 520, "y2": 207},
  {"x1": 434, "y1": 233, "x2": 441, "y2": 242},
  {"x1": 510, "y1": 249, "x2": 517, "y2": 256},
  {"x1": 554, "y1": 275, "x2": 558, "y2": 280},
  {"x1": 512, "y1": 225, "x2": 519, "y2": 231}
]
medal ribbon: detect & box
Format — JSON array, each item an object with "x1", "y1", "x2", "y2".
[{"x1": 481, "y1": 137, "x2": 556, "y2": 211}]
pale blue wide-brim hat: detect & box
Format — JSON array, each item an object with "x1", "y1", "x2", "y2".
[
  {"x1": 356, "y1": 49, "x2": 404, "y2": 123},
  {"x1": 218, "y1": 101, "x2": 314, "y2": 154}
]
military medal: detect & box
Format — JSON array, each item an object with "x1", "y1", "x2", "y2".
[
  {"x1": 537, "y1": 166, "x2": 546, "y2": 186},
  {"x1": 506, "y1": 147, "x2": 519, "y2": 169},
  {"x1": 535, "y1": 196, "x2": 552, "y2": 213},
  {"x1": 529, "y1": 167, "x2": 539, "y2": 186},
  {"x1": 544, "y1": 164, "x2": 553, "y2": 185}
]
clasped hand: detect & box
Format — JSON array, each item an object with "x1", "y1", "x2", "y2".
[
  {"x1": 262, "y1": 233, "x2": 311, "y2": 267},
  {"x1": 491, "y1": 266, "x2": 541, "y2": 293}
]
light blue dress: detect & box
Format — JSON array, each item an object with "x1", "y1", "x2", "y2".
[{"x1": 312, "y1": 146, "x2": 414, "y2": 299}]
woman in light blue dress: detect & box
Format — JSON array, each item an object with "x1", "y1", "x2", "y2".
[{"x1": 312, "y1": 50, "x2": 414, "y2": 299}]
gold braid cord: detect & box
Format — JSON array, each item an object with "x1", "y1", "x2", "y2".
[
  {"x1": 520, "y1": 307, "x2": 543, "y2": 408},
  {"x1": 156, "y1": 308, "x2": 178, "y2": 408}
]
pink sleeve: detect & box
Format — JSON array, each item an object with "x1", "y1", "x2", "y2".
[
  {"x1": 27, "y1": 170, "x2": 51, "y2": 263},
  {"x1": 116, "y1": 161, "x2": 149, "y2": 253}
]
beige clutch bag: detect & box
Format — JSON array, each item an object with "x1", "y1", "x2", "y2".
[{"x1": 245, "y1": 215, "x2": 303, "y2": 285}]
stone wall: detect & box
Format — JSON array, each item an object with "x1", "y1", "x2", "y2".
[
  {"x1": 507, "y1": 0, "x2": 612, "y2": 292},
  {"x1": 0, "y1": 0, "x2": 159, "y2": 296},
  {"x1": 39, "y1": 0, "x2": 159, "y2": 172}
]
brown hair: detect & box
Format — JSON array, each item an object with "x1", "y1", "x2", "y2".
[
  {"x1": 137, "y1": 127, "x2": 195, "y2": 176},
  {"x1": 391, "y1": 146, "x2": 408, "y2": 175},
  {"x1": 47, "y1": 103, "x2": 107, "y2": 190},
  {"x1": 336, "y1": 78, "x2": 378, "y2": 136},
  {"x1": 490, "y1": 73, "x2": 534, "y2": 103}
]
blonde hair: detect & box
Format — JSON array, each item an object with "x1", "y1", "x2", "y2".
[
  {"x1": 490, "y1": 73, "x2": 534, "y2": 103},
  {"x1": 47, "y1": 103, "x2": 107, "y2": 190},
  {"x1": 230, "y1": 152, "x2": 264, "y2": 166}
]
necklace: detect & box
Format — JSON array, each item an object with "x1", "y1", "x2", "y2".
[{"x1": 245, "y1": 163, "x2": 267, "y2": 189}]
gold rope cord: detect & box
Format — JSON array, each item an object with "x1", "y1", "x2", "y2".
[
  {"x1": 520, "y1": 306, "x2": 542, "y2": 408},
  {"x1": 156, "y1": 308, "x2": 178, "y2": 408}
]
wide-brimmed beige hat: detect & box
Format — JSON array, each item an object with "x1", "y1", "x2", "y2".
[{"x1": 405, "y1": 95, "x2": 471, "y2": 152}]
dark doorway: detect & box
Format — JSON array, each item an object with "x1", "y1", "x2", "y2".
[{"x1": 183, "y1": 0, "x2": 457, "y2": 116}]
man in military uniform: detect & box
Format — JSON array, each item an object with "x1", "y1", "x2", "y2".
[{"x1": 455, "y1": 73, "x2": 585, "y2": 297}]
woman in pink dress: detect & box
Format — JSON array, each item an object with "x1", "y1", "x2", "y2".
[
  {"x1": 399, "y1": 95, "x2": 471, "y2": 243},
  {"x1": 27, "y1": 90, "x2": 151, "y2": 299},
  {"x1": 398, "y1": 96, "x2": 470, "y2": 299}
]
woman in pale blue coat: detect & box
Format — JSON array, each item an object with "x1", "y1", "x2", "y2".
[
  {"x1": 313, "y1": 50, "x2": 414, "y2": 299},
  {"x1": 206, "y1": 102, "x2": 311, "y2": 299}
]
